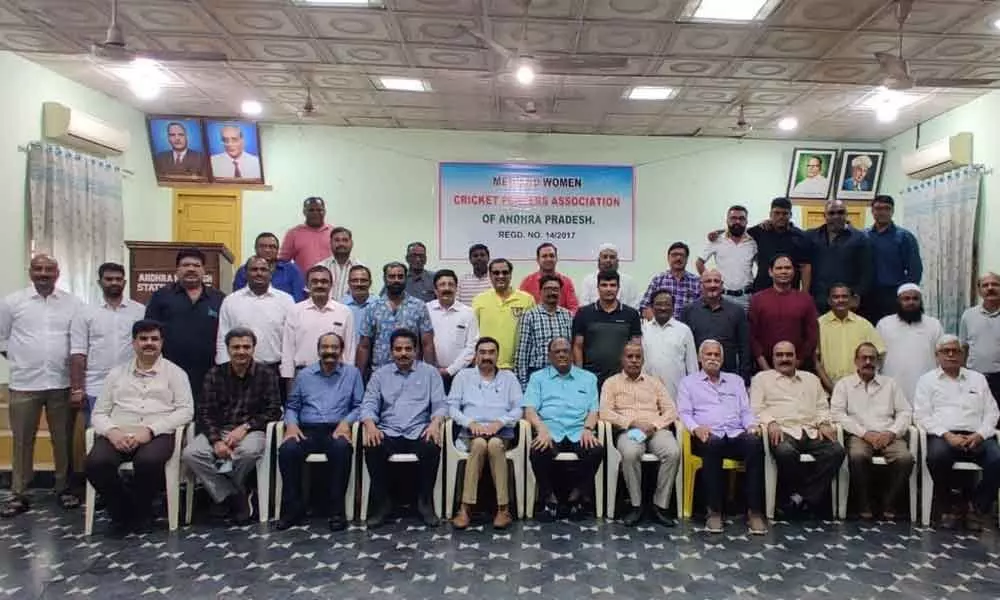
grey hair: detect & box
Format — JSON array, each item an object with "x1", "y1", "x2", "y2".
[
  {"x1": 851, "y1": 154, "x2": 873, "y2": 170},
  {"x1": 698, "y1": 339, "x2": 724, "y2": 358},
  {"x1": 978, "y1": 271, "x2": 1000, "y2": 285},
  {"x1": 935, "y1": 334, "x2": 961, "y2": 351}
]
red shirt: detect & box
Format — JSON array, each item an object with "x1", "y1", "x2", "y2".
[
  {"x1": 519, "y1": 271, "x2": 579, "y2": 315},
  {"x1": 278, "y1": 224, "x2": 333, "y2": 270},
  {"x1": 749, "y1": 287, "x2": 818, "y2": 365}
]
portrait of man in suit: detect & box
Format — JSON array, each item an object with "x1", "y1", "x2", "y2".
[
  {"x1": 149, "y1": 118, "x2": 208, "y2": 182},
  {"x1": 835, "y1": 150, "x2": 885, "y2": 201},
  {"x1": 208, "y1": 122, "x2": 263, "y2": 182}
]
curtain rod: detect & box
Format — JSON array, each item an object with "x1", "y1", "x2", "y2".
[{"x1": 18, "y1": 143, "x2": 135, "y2": 176}]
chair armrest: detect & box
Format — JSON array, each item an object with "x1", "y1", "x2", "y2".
[
  {"x1": 515, "y1": 419, "x2": 530, "y2": 452},
  {"x1": 679, "y1": 423, "x2": 691, "y2": 456},
  {"x1": 85, "y1": 427, "x2": 95, "y2": 452},
  {"x1": 836, "y1": 424, "x2": 844, "y2": 445},
  {"x1": 444, "y1": 418, "x2": 458, "y2": 456},
  {"x1": 172, "y1": 424, "x2": 190, "y2": 461},
  {"x1": 597, "y1": 421, "x2": 611, "y2": 446}
]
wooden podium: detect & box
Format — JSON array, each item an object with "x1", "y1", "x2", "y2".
[{"x1": 125, "y1": 241, "x2": 235, "y2": 304}]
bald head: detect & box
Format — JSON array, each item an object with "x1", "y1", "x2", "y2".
[
  {"x1": 700, "y1": 268, "x2": 723, "y2": 302},
  {"x1": 825, "y1": 199, "x2": 847, "y2": 231},
  {"x1": 548, "y1": 337, "x2": 572, "y2": 373},
  {"x1": 29, "y1": 254, "x2": 59, "y2": 295}
]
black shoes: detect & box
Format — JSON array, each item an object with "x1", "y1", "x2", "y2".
[
  {"x1": 328, "y1": 514, "x2": 347, "y2": 532},
  {"x1": 417, "y1": 497, "x2": 439, "y2": 527},
  {"x1": 228, "y1": 491, "x2": 252, "y2": 526},
  {"x1": 622, "y1": 506, "x2": 642, "y2": 526},
  {"x1": 654, "y1": 506, "x2": 677, "y2": 527},
  {"x1": 366, "y1": 500, "x2": 390, "y2": 529}
]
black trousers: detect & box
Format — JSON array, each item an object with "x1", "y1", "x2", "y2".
[
  {"x1": 364, "y1": 436, "x2": 441, "y2": 505},
  {"x1": 530, "y1": 438, "x2": 603, "y2": 505},
  {"x1": 277, "y1": 424, "x2": 353, "y2": 517},
  {"x1": 770, "y1": 433, "x2": 845, "y2": 507},
  {"x1": 925, "y1": 433, "x2": 1000, "y2": 514},
  {"x1": 85, "y1": 434, "x2": 176, "y2": 523},
  {"x1": 692, "y1": 432, "x2": 765, "y2": 513}
]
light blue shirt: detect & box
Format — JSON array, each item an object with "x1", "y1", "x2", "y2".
[
  {"x1": 285, "y1": 362, "x2": 363, "y2": 426},
  {"x1": 447, "y1": 368, "x2": 523, "y2": 428},
  {"x1": 342, "y1": 293, "x2": 374, "y2": 347},
  {"x1": 523, "y1": 365, "x2": 598, "y2": 442},
  {"x1": 360, "y1": 360, "x2": 446, "y2": 439}
]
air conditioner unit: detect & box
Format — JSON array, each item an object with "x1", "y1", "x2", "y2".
[
  {"x1": 41, "y1": 102, "x2": 130, "y2": 156},
  {"x1": 901, "y1": 132, "x2": 972, "y2": 180}
]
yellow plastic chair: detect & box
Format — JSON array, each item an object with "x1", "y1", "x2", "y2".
[{"x1": 680, "y1": 425, "x2": 745, "y2": 518}]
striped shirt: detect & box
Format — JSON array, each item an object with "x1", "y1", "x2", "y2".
[
  {"x1": 599, "y1": 372, "x2": 677, "y2": 431},
  {"x1": 514, "y1": 304, "x2": 573, "y2": 388},
  {"x1": 457, "y1": 272, "x2": 492, "y2": 306}
]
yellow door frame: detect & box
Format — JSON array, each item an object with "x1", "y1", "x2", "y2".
[{"x1": 172, "y1": 188, "x2": 243, "y2": 264}]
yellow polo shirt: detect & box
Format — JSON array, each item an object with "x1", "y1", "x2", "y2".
[
  {"x1": 818, "y1": 311, "x2": 885, "y2": 381},
  {"x1": 472, "y1": 288, "x2": 536, "y2": 369}
]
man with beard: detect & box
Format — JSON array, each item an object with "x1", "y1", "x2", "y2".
[
  {"x1": 863, "y1": 195, "x2": 921, "y2": 324},
  {"x1": 233, "y1": 232, "x2": 306, "y2": 301},
  {"x1": 520, "y1": 243, "x2": 580, "y2": 314},
  {"x1": 71, "y1": 263, "x2": 145, "y2": 425},
  {"x1": 876, "y1": 284, "x2": 942, "y2": 401},
  {"x1": 472, "y1": 259, "x2": 535, "y2": 371},
  {"x1": 960, "y1": 272, "x2": 1000, "y2": 416},
  {"x1": 515, "y1": 274, "x2": 573, "y2": 388},
  {"x1": 572, "y1": 270, "x2": 643, "y2": 390},
  {"x1": 457, "y1": 244, "x2": 492, "y2": 306},
  {"x1": 578, "y1": 243, "x2": 641, "y2": 308},
  {"x1": 697, "y1": 206, "x2": 757, "y2": 311},
  {"x1": 642, "y1": 289, "x2": 697, "y2": 400},
  {"x1": 682, "y1": 269, "x2": 751, "y2": 385},
  {"x1": 358, "y1": 262, "x2": 435, "y2": 371},
  {"x1": 427, "y1": 269, "x2": 478, "y2": 393},
  {"x1": 399, "y1": 242, "x2": 436, "y2": 303},
  {"x1": 816, "y1": 284, "x2": 884, "y2": 393},
  {"x1": 315, "y1": 227, "x2": 363, "y2": 301},
  {"x1": 279, "y1": 197, "x2": 333, "y2": 270}
]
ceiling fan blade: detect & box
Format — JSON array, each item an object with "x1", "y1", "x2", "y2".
[
  {"x1": 916, "y1": 77, "x2": 999, "y2": 88},
  {"x1": 875, "y1": 51, "x2": 910, "y2": 81},
  {"x1": 136, "y1": 49, "x2": 228, "y2": 62},
  {"x1": 538, "y1": 55, "x2": 628, "y2": 71},
  {"x1": 460, "y1": 26, "x2": 514, "y2": 61}
]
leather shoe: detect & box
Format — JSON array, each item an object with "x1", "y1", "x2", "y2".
[
  {"x1": 417, "y1": 497, "x2": 439, "y2": 527},
  {"x1": 366, "y1": 500, "x2": 390, "y2": 529},
  {"x1": 228, "y1": 491, "x2": 252, "y2": 525},
  {"x1": 654, "y1": 506, "x2": 676, "y2": 527},
  {"x1": 622, "y1": 506, "x2": 642, "y2": 526},
  {"x1": 452, "y1": 504, "x2": 472, "y2": 529},
  {"x1": 493, "y1": 505, "x2": 512, "y2": 530},
  {"x1": 536, "y1": 503, "x2": 557, "y2": 523},
  {"x1": 276, "y1": 512, "x2": 303, "y2": 531},
  {"x1": 964, "y1": 511, "x2": 983, "y2": 532},
  {"x1": 328, "y1": 514, "x2": 347, "y2": 532}
]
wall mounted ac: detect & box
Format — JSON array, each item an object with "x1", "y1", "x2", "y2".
[
  {"x1": 41, "y1": 101, "x2": 130, "y2": 156},
  {"x1": 901, "y1": 132, "x2": 972, "y2": 180}
]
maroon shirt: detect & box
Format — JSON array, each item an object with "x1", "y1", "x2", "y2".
[{"x1": 749, "y1": 287, "x2": 818, "y2": 365}]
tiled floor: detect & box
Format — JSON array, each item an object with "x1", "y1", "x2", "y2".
[{"x1": 1, "y1": 493, "x2": 998, "y2": 599}]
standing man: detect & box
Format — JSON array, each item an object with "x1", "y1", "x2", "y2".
[
  {"x1": 831, "y1": 342, "x2": 913, "y2": 521},
  {"x1": 217, "y1": 256, "x2": 294, "y2": 371},
  {"x1": 804, "y1": 199, "x2": 873, "y2": 314},
  {"x1": 697, "y1": 205, "x2": 757, "y2": 311},
  {"x1": 281, "y1": 265, "x2": 355, "y2": 387},
  {"x1": 877, "y1": 284, "x2": 943, "y2": 401},
  {"x1": 519, "y1": 243, "x2": 579, "y2": 314},
  {"x1": 640, "y1": 242, "x2": 701, "y2": 320},
  {"x1": 145, "y1": 248, "x2": 225, "y2": 403},
  {"x1": 578, "y1": 243, "x2": 641, "y2": 308},
  {"x1": 279, "y1": 197, "x2": 333, "y2": 270},
  {"x1": 71, "y1": 262, "x2": 145, "y2": 424},
  {"x1": 515, "y1": 275, "x2": 573, "y2": 388},
  {"x1": 749, "y1": 255, "x2": 818, "y2": 372},
  {"x1": 572, "y1": 271, "x2": 642, "y2": 390},
  {"x1": 600, "y1": 343, "x2": 681, "y2": 526},
  {"x1": 864, "y1": 195, "x2": 922, "y2": 324},
  {"x1": 0, "y1": 254, "x2": 82, "y2": 517},
  {"x1": 402, "y1": 242, "x2": 436, "y2": 303},
  {"x1": 343, "y1": 264, "x2": 374, "y2": 348},
  {"x1": 233, "y1": 232, "x2": 306, "y2": 302},
  {"x1": 427, "y1": 269, "x2": 478, "y2": 392},
  {"x1": 361, "y1": 329, "x2": 447, "y2": 528},
  {"x1": 472, "y1": 259, "x2": 535, "y2": 371},
  {"x1": 682, "y1": 269, "x2": 751, "y2": 384},
  {"x1": 358, "y1": 262, "x2": 435, "y2": 371},
  {"x1": 960, "y1": 272, "x2": 1000, "y2": 410},
  {"x1": 315, "y1": 226, "x2": 362, "y2": 301},
  {"x1": 816, "y1": 284, "x2": 885, "y2": 393},
  {"x1": 183, "y1": 327, "x2": 281, "y2": 524},
  {"x1": 642, "y1": 289, "x2": 698, "y2": 400},
  {"x1": 457, "y1": 244, "x2": 492, "y2": 306}
]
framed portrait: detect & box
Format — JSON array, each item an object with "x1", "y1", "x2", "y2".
[
  {"x1": 835, "y1": 149, "x2": 885, "y2": 201},
  {"x1": 146, "y1": 116, "x2": 209, "y2": 183},
  {"x1": 786, "y1": 148, "x2": 838, "y2": 201},
  {"x1": 204, "y1": 119, "x2": 265, "y2": 184}
]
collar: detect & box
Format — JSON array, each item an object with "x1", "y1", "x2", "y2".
[
  {"x1": 100, "y1": 297, "x2": 133, "y2": 309},
  {"x1": 869, "y1": 222, "x2": 896, "y2": 235},
  {"x1": 393, "y1": 361, "x2": 421, "y2": 375},
  {"x1": 28, "y1": 286, "x2": 63, "y2": 300},
  {"x1": 698, "y1": 370, "x2": 728, "y2": 384},
  {"x1": 849, "y1": 373, "x2": 881, "y2": 388},
  {"x1": 979, "y1": 304, "x2": 1000, "y2": 317},
  {"x1": 227, "y1": 361, "x2": 257, "y2": 378},
  {"x1": 241, "y1": 285, "x2": 276, "y2": 299},
  {"x1": 821, "y1": 310, "x2": 858, "y2": 323},
  {"x1": 343, "y1": 294, "x2": 371, "y2": 307},
  {"x1": 595, "y1": 300, "x2": 621, "y2": 314},
  {"x1": 936, "y1": 367, "x2": 968, "y2": 381},
  {"x1": 546, "y1": 365, "x2": 575, "y2": 379},
  {"x1": 310, "y1": 361, "x2": 343, "y2": 377},
  {"x1": 306, "y1": 298, "x2": 339, "y2": 311},
  {"x1": 131, "y1": 356, "x2": 162, "y2": 377},
  {"x1": 428, "y1": 299, "x2": 461, "y2": 312},
  {"x1": 774, "y1": 370, "x2": 802, "y2": 382},
  {"x1": 300, "y1": 223, "x2": 332, "y2": 233},
  {"x1": 622, "y1": 371, "x2": 645, "y2": 383},
  {"x1": 646, "y1": 317, "x2": 676, "y2": 328}
]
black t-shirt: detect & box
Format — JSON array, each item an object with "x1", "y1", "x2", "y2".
[
  {"x1": 571, "y1": 302, "x2": 642, "y2": 384},
  {"x1": 748, "y1": 225, "x2": 813, "y2": 291}
]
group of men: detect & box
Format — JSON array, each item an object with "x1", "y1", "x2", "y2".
[{"x1": 1, "y1": 193, "x2": 999, "y2": 537}]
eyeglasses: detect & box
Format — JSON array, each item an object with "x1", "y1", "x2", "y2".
[
  {"x1": 490, "y1": 270, "x2": 511, "y2": 276},
  {"x1": 938, "y1": 348, "x2": 962, "y2": 356},
  {"x1": 827, "y1": 210, "x2": 846, "y2": 216}
]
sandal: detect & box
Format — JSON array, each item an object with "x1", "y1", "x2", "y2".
[
  {"x1": 58, "y1": 493, "x2": 81, "y2": 510},
  {"x1": 0, "y1": 496, "x2": 30, "y2": 518}
]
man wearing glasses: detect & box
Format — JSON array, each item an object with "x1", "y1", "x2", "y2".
[
  {"x1": 803, "y1": 200, "x2": 873, "y2": 315},
  {"x1": 471, "y1": 259, "x2": 535, "y2": 371}
]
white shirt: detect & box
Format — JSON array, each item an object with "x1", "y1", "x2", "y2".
[
  {"x1": 92, "y1": 356, "x2": 194, "y2": 437},
  {"x1": 0, "y1": 287, "x2": 82, "y2": 391},
  {"x1": 877, "y1": 314, "x2": 943, "y2": 401},
  {"x1": 640, "y1": 317, "x2": 698, "y2": 400},
  {"x1": 210, "y1": 152, "x2": 261, "y2": 179},
  {"x1": 959, "y1": 304, "x2": 1000, "y2": 374},
  {"x1": 457, "y1": 272, "x2": 492, "y2": 306},
  {"x1": 315, "y1": 256, "x2": 364, "y2": 302},
  {"x1": 830, "y1": 373, "x2": 911, "y2": 438},
  {"x1": 578, "y1": 271, "x2": 641, "y2": 308},
  {"x1": 427, "y1": 299, "x2": 478, "y2": 376},
  {"x1": 280, "y1": 298, "x2": 355, "y2": 378},
  {"x1": 70, "y1": 298, "x2": 146, "y2": 398},
  {"x1": 216, "y1": 286, "x2": 294, "y2": 365},
  {"x1": 914, "y1": 367, "x2": 999, "y2": 440},
  {"x1": 791, "y1": 175, "x2": 830, "y2": 196},
  {"x1": 699, "y1": 234, "x2": 757, "y2": 292}
]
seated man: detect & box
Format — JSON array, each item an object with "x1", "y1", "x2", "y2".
[
  {"x1": 448, "y1": 336, "x2": 523, "y2": 530},
  {"x1": 914, "y1": 334, "x2": 1000, "y2": 531},
  {"x1": 85, "y1": 319, "x2": 193, "y2": 537},
  {"x1": 677, "y1": 340, "x2": 766, "y2": 535},
  {"x1": 361, "y1": 328, "x2": 446, "y2": 528},
  {"x1": 751, "y1": 341, "x2": 845, "y2": 518},
  {"x1": 524, "y1": 337, "x2": 603, "y2": 521},
  {"x1": 183, "y1": 327, "x2": 282, "y2": 525},
  {"x1": 831, "y1": 342, "x2": 913, "y2": 521},
  {"x1": 599, "y1": 342, "x2": 680, "y2": 527},
  {"x1": 277, "y1": 331, "x2": 363, "y2": 531}
]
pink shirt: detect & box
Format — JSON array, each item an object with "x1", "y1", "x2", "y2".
[
  {"x1": 519, "y1": 271, "x2": 579, "y2": 315},
  {"x1": 278, "y1": 224, "x2": 333, "y2": 270},
  {"x1": 280, "y1": 298, "x2": 356, "y2": 378}
]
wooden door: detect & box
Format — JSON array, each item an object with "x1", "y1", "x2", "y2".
[
  {"x1": 798, "y1": 200, "x2": 867, "y2": 230},
  {"x1": 172, "y1": 190, "x2": 242, "y2": 264}
]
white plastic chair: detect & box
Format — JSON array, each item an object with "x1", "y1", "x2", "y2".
[
  {"x1": 84, "y1": 423, "x2": 188, "y2": 535},
  {"x1": 836, "y1": 426, "x2": 918, "y2": 521},
  {"x1": 273, "y1": 422, "x2": 358, "y2": 522},
  {"x1": 919, "y1": 426, "x2": 1000, "y2": 527},
  {"x1": 762, "y1": 426, "x2": 840, "y2": 520},
  {"x1": 524, "y1": 425, "x2": 606, "y2": 519},
  {"x1": 443, "y1": 419, "x2": 528, "y2": 519},
  {"x1": 359, "y1": 422, "x2": 444, "y2": 521},
  {"x1": 601, "y1": 421, "x2": 683, "y2": 521},
  {"x1": 183, "y1": 422, "x2": 277, "y2": 524}
]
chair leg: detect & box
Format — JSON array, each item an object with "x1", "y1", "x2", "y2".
[
  {"x1": 166, "y1": 463, "x2": 180, "y2": 532},
  {"x1": 605, "y1": 449, "x2": 620, "y2": 520},
  {"x1": 683, "y1": 464, "x2": 697, "y2": 519},
  {"x1": 525, "y1": 462, "x2": 536, "y2": 519},
  {"x1": 674, "y1": 459, "x2": 683, "y2": 520},
  {"x1": 360, "y1": 451, "x2": 371, "y2": 522},
  {"x1": 274, "y1": 463, "x2": 284, "y2": 522},
  {"x1": 595, "y1": 458, "x2": 605, "y2": 520},
  {"x1": 837, "y1": 459, "x2": 849, "y2": 520},
  {"x1": 511, "y1": 455, "x2": 524, "y2": 519},
  {"x1": 256, "y1": 459, "x2": 270, "y2": 524},
  {"x1": 444, "y1": 455, "x2": 459, "y2": 519},
  {"x1": 84, "y1": 481, "x2": 95, "y2": 536},
  {"x1": 434, "y1": 452, "x2": 444, "y2": 518},
  {"x1": 764, "y1": 452, "x2": 777, "y2": 520},
  {"x1": 346, "y1": 452, "x2": 356, "y2": 522}
]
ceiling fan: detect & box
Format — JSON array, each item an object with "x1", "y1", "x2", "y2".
[
  {"x1": 87, "y1": 0, "x2": 227, "y2": 63},
  {"x1": 875, "y1": 0, "x2": 996, "y2": 90},
  {"x1": 731, "y1": 104, "x2": 752, "y2": 136}
]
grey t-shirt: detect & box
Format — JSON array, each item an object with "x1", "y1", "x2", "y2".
[{"x1": 959, "y1": 305, "x2": 1000, "y2": 373}]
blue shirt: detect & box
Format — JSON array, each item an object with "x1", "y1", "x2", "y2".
[
  {"x1": 361, "y1": 295, "x2": 434, "y2": 368},
  {"x1": 285, "y1": 362, "x2": 363, "y2": 426},
  {"x1": 342, "y1": 293, "x2": 374, "y2": 347},
  {"x1": 447, "y1": 368, "x2": 523, "y2": 429},
  {"x1": 522, "y1": 366, "x2": 598, "y2": 442},
  {"x1": 360, "y1": 361, "x2": 446, "y2": 439},
  {"x1": 866, "y1": 223, "x2": 922, "y2": 289},
  {"x1": 233, "y1": 261, "x2": 306, "y2": 302}
]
